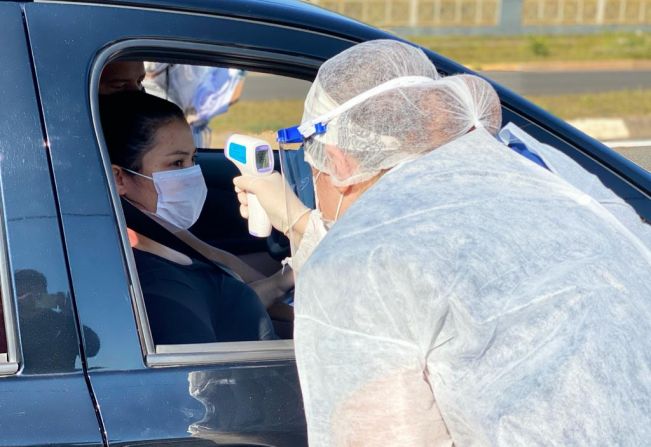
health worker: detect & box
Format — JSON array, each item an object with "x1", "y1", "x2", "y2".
[{"x1": 234, "y1": 39, "x2": 651, "y2": 446}]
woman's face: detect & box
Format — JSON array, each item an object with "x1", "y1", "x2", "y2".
[{"x1": 117, "y1": 118, "x2": 196, "y2": 213}]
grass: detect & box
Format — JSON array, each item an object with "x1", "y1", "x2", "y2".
[
  {"x1": 408, "y1": 32, "x2": 651, "y2": 67},
  {"x1": 208, "y1": 99, "x2": 304, "y2": 147},
  {"x1": 209, "y1": 99, "x2": 304, "y2": 135},
  {"x1": 527, "y1": 88, "x2": 651, "y2": 120}
]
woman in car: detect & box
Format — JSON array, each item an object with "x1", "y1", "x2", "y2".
[{"x1": 100, "y1": 91, "x2": 281, "y2": 344}]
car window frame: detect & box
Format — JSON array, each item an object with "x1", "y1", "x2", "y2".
[
  {"x1": 0, "y1": 184, "x2": 20, "y2": 375},
  {"x1": 90, "y1": 39, "x2": 323, "y2": 367}
]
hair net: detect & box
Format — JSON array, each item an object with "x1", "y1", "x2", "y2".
[
  {"x1": 294, "y1": 128, "x2": 651, "y2": 446},
  {"x1": 301, "y1": 39, "x2": 501, "y2": 186}
]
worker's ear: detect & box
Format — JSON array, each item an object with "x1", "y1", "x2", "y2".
[{"x1": 325, "y1": 145, "x2": 357, "y2": 194}]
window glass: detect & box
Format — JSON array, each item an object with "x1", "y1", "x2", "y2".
[
  {"x1": 142, "y1": 63, "x2": 311, "y2": 149},
  {"x1": 0, "y1": 295, "x2": 6, "y2": 359},
  {"x1": 99, "y1": 59, "x2": 307, "y2": 350}
]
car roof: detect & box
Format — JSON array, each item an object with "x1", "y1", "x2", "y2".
[{"x1": 46, "y1": 0, "x2": 389, "y2": 42}]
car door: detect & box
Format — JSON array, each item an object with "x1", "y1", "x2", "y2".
[
  {"x1": 22, "y1": 1, "x2": 374, "y2": 445},
  {"x1": 23, "y1": 1, "x2": 651, "y2": 446},
  {"x1": 0, "y1": 4, "x2": 104, "y2": 446}
]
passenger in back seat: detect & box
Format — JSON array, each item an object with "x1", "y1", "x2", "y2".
[
  {"x1": 99, "y1": 60, "x2": 146, "y2": 95},
  {"x1": 100, "y1": 91, "x2": 289, "y2": 344}
]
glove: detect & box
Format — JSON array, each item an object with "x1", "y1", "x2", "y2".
[{"x1": 233, "y1": 172, "x2": 310, "y2": 235}]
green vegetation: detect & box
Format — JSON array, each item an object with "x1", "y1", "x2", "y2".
[
  {"x1": 210, "y1": 99, "x2": 304, "y2": 135},
  {"x1": 408, "y1": 32, "x2": 651, "y2": 67},
  {"x1": 528, "y1": 89, "x2": 651, "y2": 120},
  {"x1": 528, "y1": 36, "x2": 551, "y2": 57},
  {"x1": 208, "y1": 99, "x2": 304, "y2": 147}
]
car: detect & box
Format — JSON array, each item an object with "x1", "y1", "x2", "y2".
[{"x1": 0, "y1": 0, "x2": 649, "y2": 446}]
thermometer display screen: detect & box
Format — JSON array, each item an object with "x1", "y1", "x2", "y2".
[{"x1": 255, "y1": 147, "x2": 271, "y2": 170}]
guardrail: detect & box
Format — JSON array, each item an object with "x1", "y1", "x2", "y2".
[
  {"x1": 312, "y1": 0, "x2": 500, "y2": 27},
  {"x1": 308, "y1": 0, "x2": 651, "y2": 31},
  {"x1": 524, "y1": 0, "x2": 651, "y2": 25}
]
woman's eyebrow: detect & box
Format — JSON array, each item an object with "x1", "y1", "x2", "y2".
[{"x1": 164, "y1": 149, "x2": 196, "y2": 157}]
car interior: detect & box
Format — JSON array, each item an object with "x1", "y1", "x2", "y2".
[{"x1": 98, "y1": 57, "x2": 313, "y2": 347}]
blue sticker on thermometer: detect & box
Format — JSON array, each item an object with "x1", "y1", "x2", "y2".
[{"x1": 228, "y1": 142, "x2": 247, "y2": 164}]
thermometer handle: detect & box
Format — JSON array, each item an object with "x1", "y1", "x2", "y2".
[{"x1": 247, "y1": 192, "x2": 272, "y2": 237}]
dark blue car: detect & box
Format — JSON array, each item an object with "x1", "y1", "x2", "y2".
[{"x1": 0, "y1": 0, "x2": 648, "y2": 445}]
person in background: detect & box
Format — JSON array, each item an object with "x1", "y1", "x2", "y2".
[
  {"x1": 99, "y1": 60, "x2": 146, "y2": 95},
  {"x1": 234, "y1": 39, "x2": 651, "y2": 446},
  {"x1": 101, "y1": 61, "x2": 245, "y2": 147},
  {"x1": 144, "y1": 63, "x2": 245, "y2": 147}
]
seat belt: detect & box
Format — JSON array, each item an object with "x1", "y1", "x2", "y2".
[{"x1": 121, "y1": 199, "x2": 263, "y2": 282}]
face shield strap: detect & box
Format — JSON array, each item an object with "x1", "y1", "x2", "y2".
[
  {"x1": 277, "y1": 123, "x2": 327, "y2": 144},
  {"x1": 276, "y1": 75, "x2": 437, "y2": 145}
]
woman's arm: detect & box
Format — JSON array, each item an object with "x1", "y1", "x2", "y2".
[{"x1": 248, "y1": 266, "x2": 294, "y2": 309}]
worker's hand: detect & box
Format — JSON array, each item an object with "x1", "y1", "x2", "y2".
[{"x1": 234, "y1": 172, "x2": 310, "y2": 235}]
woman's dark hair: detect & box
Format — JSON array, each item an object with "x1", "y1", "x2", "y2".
[{"x1": 100, "y1": 91, "x2": 186, "y2": 171}]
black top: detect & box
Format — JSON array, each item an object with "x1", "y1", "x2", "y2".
[{"x1": 133, "y1": 249, "x2": 276, "y2": 344}]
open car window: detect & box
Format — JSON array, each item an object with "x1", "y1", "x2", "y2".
[
  {"x1": 96, "y1": 55, "x2": 313, "y2": 365},
  {"x1": 97, "y1": 54, "x2": 318, "y2": 366},
  {"x1": 142, "y1": 63, "x2": 312, "y2": 149}
]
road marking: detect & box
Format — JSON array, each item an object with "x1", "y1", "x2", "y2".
[
  {"x1": 569, "y1": 118, "x2": 630, "y2": 140},
  {"x1": 604, "y1": 140, "x2": 651, "y2": 149}
]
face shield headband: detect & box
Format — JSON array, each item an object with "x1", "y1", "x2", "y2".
[{"x1": 276, "y1": 75, "x2": 438, "y2": 145}]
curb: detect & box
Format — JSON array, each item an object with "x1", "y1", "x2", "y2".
[
  {"x1": 471, "y1": 59, "x2": 651, "y2": 72},
  {"x1": 568, "y1": 116, "x2": 651, "y2": 141}
]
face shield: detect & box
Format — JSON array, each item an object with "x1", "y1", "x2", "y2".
[
  {"x1": 276, "y1": 76, "x2": 440, "y2": 268},
  {"x1": 275, "y1": 123, "x2": 321, "y2": 269}
]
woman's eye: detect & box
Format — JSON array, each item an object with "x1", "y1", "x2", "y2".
[{"x1": 173, "y1": 160, "x2": 184, "y2": 167}]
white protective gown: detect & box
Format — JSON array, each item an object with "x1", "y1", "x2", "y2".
[
  {"x1": 294, "y1": 128, "x2": 651, "y2": 446},
  {"x1": 498, "y1": 122, "x2": 651, "y2": 247}
]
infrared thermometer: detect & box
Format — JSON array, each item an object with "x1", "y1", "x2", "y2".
[{"x1": 225, "y1": 134, "x2": 275, "y2": 237}]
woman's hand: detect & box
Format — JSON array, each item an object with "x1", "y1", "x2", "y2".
[{"x1": 249, "y1": 266, "x2": 295, "y2": 309}]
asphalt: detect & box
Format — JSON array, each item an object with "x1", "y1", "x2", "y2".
[
  {"x1": 610, "y1": 144, "x2": 651, "y2": 172},
  {"x1": 480, "y1": 60, "x2": 651, "y2": 96},
  {"x1": 483, "y1": 70, "x2": 651, "y2": 96},
  {"x1": 243, "y1": 59, "x2": 651, "y2": 99},
  {"x1": 242, "y1": 70, "x2": 651, "y2": 98}
]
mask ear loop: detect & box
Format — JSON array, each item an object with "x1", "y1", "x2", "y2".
[
  {"x1": 123, "y1": 167, "x2": 153, "y2": 181},
  {"x1": 334, "y1": 192, "x2": 344, "y2": 222},
  {"x1": 312, "y1": 171, "x2": 322, "y2": 210},
  {"x1": 118, "y1": 167, "x2": 157, "y2": 215},
  {"x1": 313, "y1": 170, "x2": 343, "y2": 222}
]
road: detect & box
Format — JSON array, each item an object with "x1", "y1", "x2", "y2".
[
  {"x1": 241, "y1": 70, "x2": 651, "y2": 100},
  {"x1": 608, "y1": 141, "x2": 651, "y2": 172},
  {"x1": 482, "y1": 70, "x2": 651, "y2": 96}
]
